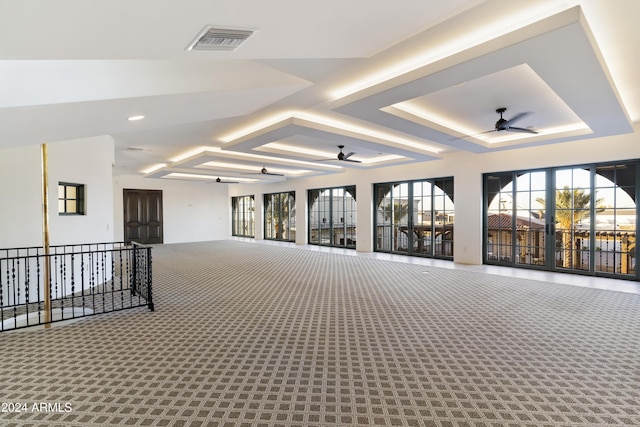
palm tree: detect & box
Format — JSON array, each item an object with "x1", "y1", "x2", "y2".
[
  {"x1": 380, "y1": 202, "x2": 410, "y2": 250},
  {"x1": 537, "y1": 186, "x2": 603, "y2": 268}
]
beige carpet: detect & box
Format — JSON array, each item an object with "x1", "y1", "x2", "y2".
[{"x1": 0, "y1": 240, "x2": 639, "y2": 426}]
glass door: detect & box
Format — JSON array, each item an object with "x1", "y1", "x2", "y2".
[
  {"x1": 485, "y1": 171, "x2": 547, "y2": 266},
  {"x1": 515, "y1": 171, "x2": 547, "y2": 267},
  {"x1": 308, "y1": 186, "x2": 356, "y2": 249},
  {"x1": 552, "y1": 167, "x2": 593, "y2": 273},
  {"x1": 264, "y1": 191, "x2": 296, "y2": 241},
  {"x1": 552, "y1": 165, "x2": 637, "y2": 276},
  {"x1": 231, "y1": 195, "x2": 255, "y2": 238},
  {"x1": 374, "y1": 178, "x2": 454, "y2": 259},
  {"x1": 484, "y1": 162, "x2": 637, "y2": 279},
  {"x1": 593, "y1": 164, "x2": 636, "y2": 275}
]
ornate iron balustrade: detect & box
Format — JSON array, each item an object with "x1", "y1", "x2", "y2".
[{"x1": 0, "y1": 241, "x2": 153, "y2": 332}]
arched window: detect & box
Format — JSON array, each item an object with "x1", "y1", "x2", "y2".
[
  {"x1": 484, "y1": 162, "x2": 637, "y2": 278},
  {"x1": 374, "y1": 177, "x2": 454, "y2": 259},
  {"x1": 308, "y1": 186, "x2": 356, "y2": 248},
  {"x1": 264, "y1": 192, "x2": 296, "y2": 241}
]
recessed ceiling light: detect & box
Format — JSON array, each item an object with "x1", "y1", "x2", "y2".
[{"x1": 128, "y1": 115, "x2": 145, "y2": 121}]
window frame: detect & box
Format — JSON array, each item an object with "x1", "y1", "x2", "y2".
[
  {"x1": 231, "y1": 195, "x2": 255, "y2": 238},
  {"x1": 58, "y1": 182, "x2": 86, "y2": 216},
  {"x1": 263, "y1": 191, "x2": 296, "y2": 242},
  {"x1": 373, "y1": 177, "x2": 454, "y2": 259},
  {"x1": 308, "y1": 185, "x2": 357, "y2": 249},
  {"x1": 482, "y1": 159, "x2": 639, "y2": 280}
]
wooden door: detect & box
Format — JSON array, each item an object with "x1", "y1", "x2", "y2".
[{"x1": 123, "y1": 189, "x2": 163, "y2": 244}]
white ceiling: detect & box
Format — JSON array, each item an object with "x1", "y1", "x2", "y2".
[{"x1": 1, "y1": 0, "x2": 638, "y2": 184}]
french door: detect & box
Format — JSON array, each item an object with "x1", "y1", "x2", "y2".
[
  {"x1": 374, "y1": 178, "x2": 454, "y2": 259},
  {"x1": 484, "y1": 162, "x2": 637, "y2": 278},
  {"x1": 264, "y1": 191, "x2": 296, "y2": 241},
  {"x1": 308, "y1": 186, "x2": 356, "y2": 248},
  {"x1": 231, "y1": 195, "x2": 255, "y2": 238}
]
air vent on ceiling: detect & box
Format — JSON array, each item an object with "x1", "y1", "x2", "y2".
[{"x1": 186, "y1": 26, "x2": 255, "y2": 52}]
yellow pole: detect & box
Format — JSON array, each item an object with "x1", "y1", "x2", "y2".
[{"x1": 41, "y1": 144, "x2": 52, "y2": 328}]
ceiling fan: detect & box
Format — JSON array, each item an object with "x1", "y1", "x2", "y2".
[
  {"x1": 243, "y1": 166, "x2": 284, "y2": 176},
  {"x1": 214, "y1": 177, "x2": 238, "y2": 184},
  {"x1": 318, "y1": 145, "x2": 361, "y2": 163},
  {"x1": 488, "y1": 107, "x2": 538, "y2": 134}
]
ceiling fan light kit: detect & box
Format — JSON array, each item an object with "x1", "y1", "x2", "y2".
[
  {"x1": 242, "y1": 166, "x2": 284, "y2": 176},
  {"x1": 493, "y1": 108, "x2": 538, "y2": 134},
  {"x1": 215, "y1": 177, "x2": 239, "y2": 184},
  {"x1": 317, "y1": 145, "x2": 362, "y2": 163}
]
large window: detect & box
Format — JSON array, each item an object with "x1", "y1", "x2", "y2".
[
  {"x1": 374, "y1": 178, "x2": 454, "y2": 259},
  {"x1": 231, "y1": 195, "x2": 255, "y2": 238},
  {"x1": 264, "y1": 192, "x2": 296, "y2": 242},
  {"x1": 308, "y1": 186, "x2": 356, "y2": 248},
  {"x1": 484, "y1": 161, "x2": 637, "y2": 279}
]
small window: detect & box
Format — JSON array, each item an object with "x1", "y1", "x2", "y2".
[{"x1": 58, "y1": 183, "x2": 85, "y2": 215}]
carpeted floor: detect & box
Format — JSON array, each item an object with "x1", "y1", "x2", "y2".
[{"x1": 0, "y1": 240, "x2": 639, "y2": 426}]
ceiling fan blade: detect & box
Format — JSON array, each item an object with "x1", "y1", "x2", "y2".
[
  {"x1": 315, "y1": 157, "x2": 361, "y2": 163},
  {"x1": 342, "y1": 152, "x2": 361, "y2": 162},
  {"x1": 316, "y1": 146, "x2": 360, "y2": 162},
  {"x1": 506, "y1": 126, "x2": 538, "y2": 134},
  {"x1": 503, "y1": 111, "x2": 530, "y2": 127},
  {"x1": 448, "y1": 129, "x2": 496, "y2": 141},
  {"x1": 242, "y1": 170, "x2": 284, "y2": 176}
]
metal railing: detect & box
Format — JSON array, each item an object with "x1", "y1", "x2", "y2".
[{"x1": 0, "y1": 241, "x2": 153, "y2": 332}]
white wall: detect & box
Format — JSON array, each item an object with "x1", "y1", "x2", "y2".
[
  {"x1": 229, "y1": 128, "x2": 640, "y2": 264},
  {"x1": 112, "y1": 175, "x2": 230, "y2": 244},
  {"x1": 0, "y1": 145, "x2": 42, "y2": 248},
  {"x1": 0, "y1": 138, "x2": 230, "y2": 248},
  {"x1": 0, "y1": 136, "x2": 115, "y2": 248},
  {"x1": 47, "y1": 136, "x2": 115, "y2": 246},
  {"x1": 3, "y1": 126, "x2": 638, "y2": 265}
]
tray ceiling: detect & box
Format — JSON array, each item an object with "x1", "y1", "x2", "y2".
[{"x1": 0, "y1": 0, "x2": 637, "y2": 184}]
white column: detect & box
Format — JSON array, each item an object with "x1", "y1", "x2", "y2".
[
  {"x1": 254, "y1": 193, "x2": 264, "y2": 240},
  {"x1": 295, "y1": 183, "x2": 308, "y2": 245},
  {"x1": 356, "y1": 181, "x2": 373, "y2": 252},
  {"x1": 453, "y1": 168, "x2": 483, "y2": 264}
]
